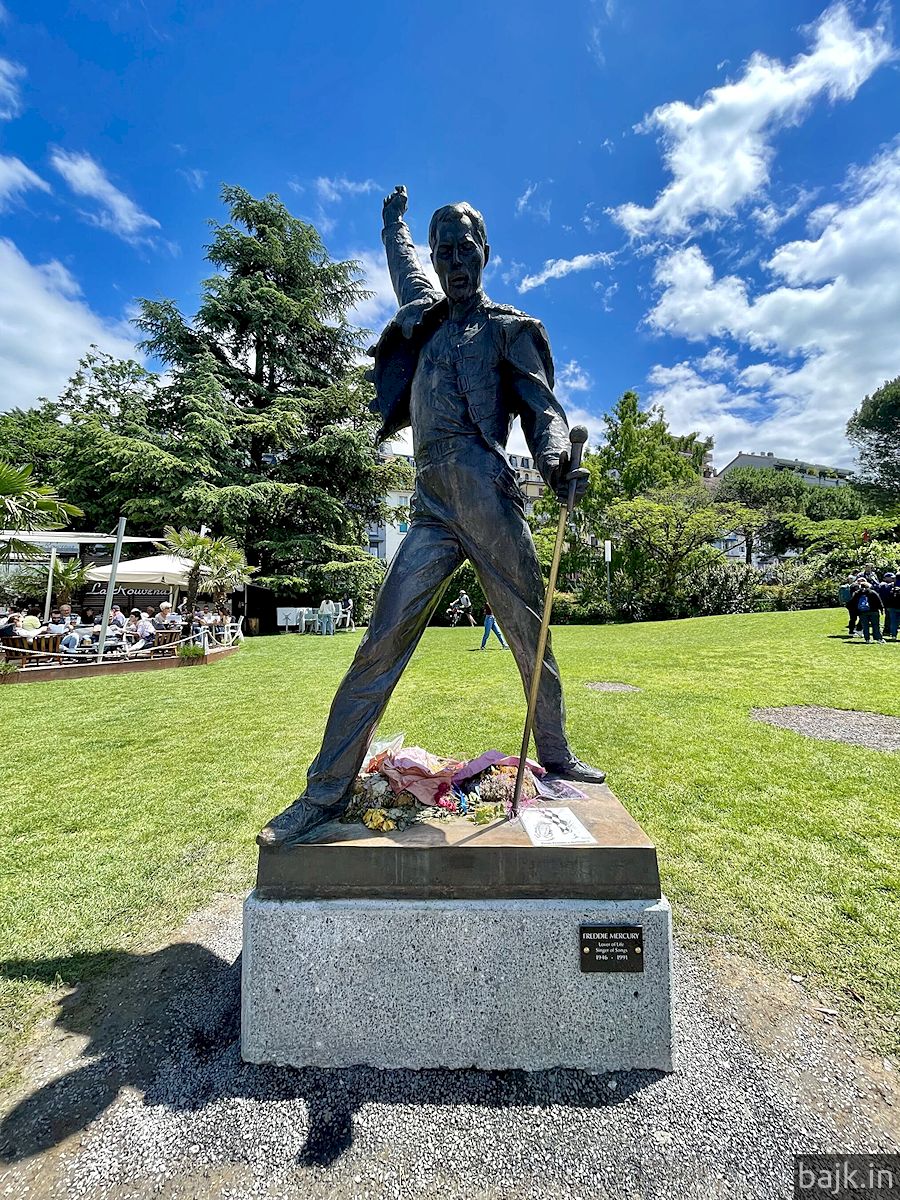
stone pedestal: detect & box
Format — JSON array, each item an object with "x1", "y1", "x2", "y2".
[{"x1": 242, "y1": 785, "x2": 675, "y2": 1073}]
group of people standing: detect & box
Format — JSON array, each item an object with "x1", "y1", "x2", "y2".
[{"x1": 838, "y1": 566, "x2": 900, "y2": 644}]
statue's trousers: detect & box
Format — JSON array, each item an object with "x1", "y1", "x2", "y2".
[{"x1": 304, "y1": 445, "x2": 572, "y2": 809}]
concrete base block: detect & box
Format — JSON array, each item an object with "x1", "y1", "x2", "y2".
[{"x1": 241, "y1": 894, "x2": 674, "y2": 1073}]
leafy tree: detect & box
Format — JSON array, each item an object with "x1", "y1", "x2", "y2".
[
  {"x1": 0, "y1": 461, "x2": 81, "y2": 564},
  {"x1": 2, "y1": 188, "x2": 413, "y2": 593},
  {"x1": 530, "y1": 391, "x2": 712, "y2": 595},
  {"x1": 132, "y1": 186, "x2": 412, "y2": 583},
  {"x1": 772, "y1": 514, "x2": 900, "y2": 554},
  {"x1": 50, "y1": 556, "x2": 94, "y2": 606},
  {"x1": 847, "y1": 375, "x2": 900, "y2": 501},
  {"x1": 606, "y1": 486, "x2": 752, "y2": 618},
  {"x1": 0, "y1": 405, "x2": 66, "y2": 485},
  {"x1": 714, "y1": 466, "x2": 867, "y2": 560},
  {"x1": 158, "y1": 526, "x2": 256, "y2": 616},
  {"x1": 588, "y1": 391, "x2": 711, "y2": 509}
]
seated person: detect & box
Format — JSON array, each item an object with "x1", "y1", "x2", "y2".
[
  {"x1": 0, "y1": 611, "x2": 19, "y2": 639},
  {"x1": 58, "y1": 603, "x2": 79, "y2": 627},
  {"x1": 123, "y1": 609, "x2": 143, "y2": 641},
  {"x1": 20, "y1": 608, "x2": 42, "y2": 633},
  {"x1": 152, "y1": 602, "x2": 182, "y2": 636},
  {"x1": 44, "y1": 612, "x2": 77, "y2": 651},
  {"x1": 108, "y1": 604, "x2": 126, "y2": 628},
  {"x1": 159, "y1": 601, "x2": 182, "y2": 628},
  {"x1": 126, "y1": 610, "x2": 156, "y2": 653}
]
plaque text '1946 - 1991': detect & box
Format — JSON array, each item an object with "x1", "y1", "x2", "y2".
[{"x1": 579, "y1": 925, "x2": 644, "y2": 973}]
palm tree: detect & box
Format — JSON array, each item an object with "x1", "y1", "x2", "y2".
[
  {"x1": 1, "y1": 461, "x2": 81, "y2": 564},
  {"x1": 52, "y1": 556, "x2": 95, "y2": 606},
  {"x1": 12, "y1": 556, "x2": 95, "y2": 608},
  {"x1": 207, "y1": 543, "x2": 257, "y2": 608},
  {"x1": 158, "y1": 526, "x2": 255, "y2": 618}
]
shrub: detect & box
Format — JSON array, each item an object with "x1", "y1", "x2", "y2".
[
  {"x1": 571, "y1": 595, "x2": 615, "y2": 624},
  {"x1": 177, "y1": 643, "x2": 206, "y2": 659},
  {"x1": 677, "y1": 556, "x2": 762, "y2": 617},
  {"x1": 757, "y1": 560, "x2": 837, "y2": 610},
  {"x1": 548, "y1": 592, "x2": 578, "y2": 623}
]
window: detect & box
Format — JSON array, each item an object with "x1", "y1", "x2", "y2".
[{"x1": 399, "y1": 521, "x2": 409, "y2": 533}]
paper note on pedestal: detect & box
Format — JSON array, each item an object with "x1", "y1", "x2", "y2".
[{"x1": 519, "y1": 807, "x2": 597, "y2": 847}]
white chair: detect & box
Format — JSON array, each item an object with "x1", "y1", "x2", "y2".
[
  {"x1": 300, "y1": 608, "x2": 318, "y2": 633},
  {"x1": 225, "y1": 614, "x2": 245, "y2": 645},
  {"x1": 335, "y1": 604, "x2": 353, "y2": 631}
]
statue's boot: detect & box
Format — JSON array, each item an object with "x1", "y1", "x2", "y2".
[
  {"x1": 542, "y1": 755, "x2": 606, "y2": 785},
  {"x1": 257, "y1": 796, "x2": 345, "y2": 848}
]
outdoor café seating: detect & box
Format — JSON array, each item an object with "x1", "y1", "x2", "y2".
[{"x1": 1, "y1": 633, "x2": 64, "y2": 665}]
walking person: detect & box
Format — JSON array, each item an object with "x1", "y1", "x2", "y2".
[
  {"x1": 455, "y1": 589, "x2": 476, "y2": 626},
  {"x1": 850, "y1": 580, "x2": 884, "y2": 644},
  {"x1": 480, "y1": 602, "x2": 507, "y2": 649}
]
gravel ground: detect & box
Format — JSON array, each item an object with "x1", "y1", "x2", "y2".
[
  {"x1": 585, "y1": 682, "x2": 641, "y2": 693},
  {"x1": 751, "y1": 705, "x2": 900, "y2": 751},
  {"x1": 1, "y1": 897, "x2": 897, "y2": 1200}
]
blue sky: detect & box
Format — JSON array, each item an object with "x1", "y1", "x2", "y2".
[{"x1": 1, "y1": 0, "x2": 898, "y2": 468}]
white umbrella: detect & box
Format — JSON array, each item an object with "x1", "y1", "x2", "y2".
[{"x1": 85, "y1": 553, "x2": 212, "y2": 588}]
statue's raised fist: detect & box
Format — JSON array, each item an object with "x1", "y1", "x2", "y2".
[{"x1": 382, "y1": 185, "x2": 408, "y2": 224}]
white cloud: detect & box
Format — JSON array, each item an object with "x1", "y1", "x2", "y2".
[
  {"x1": 348, "y1": 243, "x2": 441, "y2": 336},
  {"x1": 0, "y1": 55, "x2": 25, "y2": 119},
  {"x1": 587, "y1": 0, "x2": 617, "y2": 66},
  {"x1": 515, "y1": 181, "x2": 551, "y2": 222},
  {"x1": 557, "y1": 359, "x2": 591, "y2": 394},
  {"x1": 0, "y1": 239, "x2": 138, "y2": 411},
  {"x1": 50, "y1": 150, "x2": 160, "y2": 244},
  {"x1": 582, "y1": 201, "x2": 603, "y2": 233},
  {"x1": 178, "y1": 167, "x2": 207, "y2": 191},
  {"x1": 751, "y1": 186, "x2": 818, "y2": 236},
  {"x1": 518, "y1": 251, "x2": 614, "y2": 293},
  {"x1": 0, "y1": 156, "x2": 50, "y2": 208},
  {"x1": 593, "y1": 280, "x2": 619, "y2": 311},
  {"x1": 612, "y1": 4, "x2": 893, "y2": 238},
  {"x1": 645, "y1": 141, "x2": 900, "y2": 467},
  {"x1": 315, "y1": 176, "x2": 380, "y2": 204}
]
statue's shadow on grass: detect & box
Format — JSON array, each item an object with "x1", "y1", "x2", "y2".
[{"x1": 0, "y1": 942, "x2": 663, "y2": 1169}]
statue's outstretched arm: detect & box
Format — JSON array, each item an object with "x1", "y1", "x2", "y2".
[{"x1": 381, "y1": 185, "x2": 439, "y2": 308}]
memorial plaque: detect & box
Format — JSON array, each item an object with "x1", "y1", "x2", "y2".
[{"x1": 579, "y1": 924, "x2": 644, "y2": 973}]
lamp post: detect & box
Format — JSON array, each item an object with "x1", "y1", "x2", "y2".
[{"x1": 96, "y1": 516, "x2": 126, "y2": 663}]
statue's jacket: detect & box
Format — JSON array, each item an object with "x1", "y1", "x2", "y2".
[{"x1": 367, "y1": 218, "x2": 570, "y2": 486}]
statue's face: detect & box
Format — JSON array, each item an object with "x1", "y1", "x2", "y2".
[{"x1": 431, "y1": 215, "x2": 488, "y2": 304}]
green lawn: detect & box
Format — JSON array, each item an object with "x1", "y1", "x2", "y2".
[{"x1": 2, "y1": 610, "x2": 899, "y2": 1065}]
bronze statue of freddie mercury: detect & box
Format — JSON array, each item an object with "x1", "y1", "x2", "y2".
[{"x1": 259, "y1": 186, "x2": 605, "y2": 846}]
